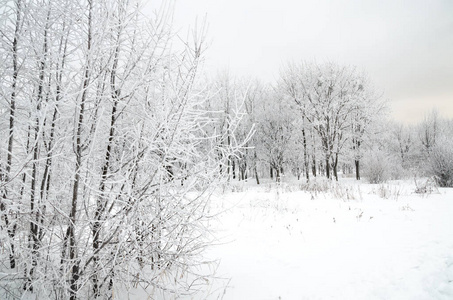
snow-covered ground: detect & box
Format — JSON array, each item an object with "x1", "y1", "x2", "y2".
[{"x1": 202, "y1": 178, "x2": 453, "y2": 300}]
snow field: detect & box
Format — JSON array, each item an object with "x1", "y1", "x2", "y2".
[{"x1": 205, "y1": 179, "x2": 453, "y2": 300}]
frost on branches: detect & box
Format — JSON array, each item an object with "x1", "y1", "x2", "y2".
[
  {"x1": 280, "y1": 61, "x2": 384, "y2": 182},
  {"x1": 0, "y1": 0, "x2": 244, "y2": 299}
]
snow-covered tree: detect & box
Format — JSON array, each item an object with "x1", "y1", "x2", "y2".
[
  {"x1": 0, "y1": 1, "x2": 245, "y2": 299},
  {"x1": 280, "y1": 61, "x2": 384, "y2": 181},
  {"x1": 419, "y1": 109, "x2": 439, "y2": 155},
  {"x1": 256, "y1": 89, "x2": 295, "y2": 182}
]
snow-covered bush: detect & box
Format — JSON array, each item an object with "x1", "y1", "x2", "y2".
[
  {"x1": 390, "y1": 160, "x2": 408, "y2": 180},
  {"x1": 414, "y1": 177, "x2": 438, "y2": 194},
  {"x1": 363, "y1": 148, "x2": 391, "y2": 183},
  {"x1": 298, "y1": 179, "x2": 330, "y2": 193},
  {"x1": 428, "y1": 139, "x2": 453, "y2": 187},
  {"x1": 331, "y1": 184, "x2": 360, "y2": 201}
]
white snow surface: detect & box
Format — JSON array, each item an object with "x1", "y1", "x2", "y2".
[{"x1": 199, "y1": 178, "x2": 453, "y2": 300}]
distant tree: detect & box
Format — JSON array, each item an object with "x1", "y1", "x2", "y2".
[
  {"x1": 280, "y1": 66, "x2": 311, "y2": 182},
  {"x1": 242, "y1": 79, "x2": 264, "y2": 183},
  {"x1": 349, "y1": 81, "x2": 385, "y2": 180},
  {"x1": 419, "y1": 109, "x2": 439, "y2": 155},
  {"x1": 205, "y1": 73, "x2": 255, "y2": 183},
  {"x1": 392, "y1": 123, "x2": 418, "y2": 171},
  {"x1": 280, "y1": 61, "x2": 384, "y2": 181},
  {"x1": 428, "y1": 137, "x2": 453, "y2": 187},
  {"x1": 286, "y1": 118, "x2": 310, "y2": 180},
  {"x1": 422, "y1": 114, "x2": 453, "y2": 187},
  {"x1": 256, "y1": 89, "x2": 295, "y2": 182}
]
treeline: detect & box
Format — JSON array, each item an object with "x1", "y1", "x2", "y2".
[
  {"x1": 208, "y1": 65, "x2": 453, "y2": 187},
  {"x1": 207, "y1": 62, "x2": 384, "y2": 183},
  {"x1": 371, "y1": 111, "x2": 453, "y2": 186}
]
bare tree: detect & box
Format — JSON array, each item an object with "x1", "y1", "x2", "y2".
[
  {"x1": 0, "y1": 0, "x2": 24, "y2": 271},
  {"x1": 280, "y1": 61, "x2": 383, "y2": 181},
  {"x1": 256, "y1": 89, "x2": 294, "y2": 182},
  {"x1": 419, "y1": 109, "x2": 439, "y2": 155},
  {"x1": 0, "y1": 1, "x2": 244, "y2": 299},
  {"x1": 280, "y1": 67, "x2": 311, "y2": 182}
]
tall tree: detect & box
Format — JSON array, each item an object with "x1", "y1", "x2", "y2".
[
  {"x1": 281, "y1": 61, "x2": 383, "y2": 180},
  {"x1": 0, "y1": 0, "x2": 24, "y2": 270},
  {"x1": 0, "y1": 1, "x2": 244, "y2": 299},
  {"x1": 256, "y1": 89, "x2": 295, "y2": 182}
]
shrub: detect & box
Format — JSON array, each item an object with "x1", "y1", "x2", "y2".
[
  {"x1": 429, "y1": 140, "x2": 453, "y2": 187},
  {"x1": 298, "y1": 179, "x2": 330, "y2": 193},
  {"x1": 363, "y1": 148, "x2": 391, "y2": 183}
]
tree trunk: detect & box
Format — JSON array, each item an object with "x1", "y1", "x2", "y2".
[
  {"x1": 232, "y1": 159, "x2": 236, "y2": 179},
  {"x1": 312, "y1": 155, "x2": 317, "y2": 177},
  {"x1": 325, "y1": 157, "x2": 330, "y2": 179},
  {"x1": 68, "y1": 163, "x2": 81, "y2": 300},
  {"x1": 355, "y1": 160, "x2": 360, "y2": 180},
  {"x1": 227, "y1": 155, "x2": 231, "y2": 180},
  {"x1": 1, "y1": 0, "x2": 23, "y2": 270},
  {"x1": 311, "y1": 128, "x2": 317, "y2": 177},
  {"x1": 27, "y1": 117, "x2": 41, "y2": 291},
  {"x1": 66, "y1": 2, "x2": 93, "y2": 298},
  {"x1": 92, "y1": 21, "x2": 121, "y2": 296},
  {"x1": 254, "y1": 152, "x2": 259, "y2": 184},
  {"x1": 254, "y1": 167, "x2": 260, "y2": 184},
  {"x1": 302, "y1": 128, "x2": 309, "y2": 182},
  {"x1": 27, "y1": 7, "x2": 52, "y2": 288},
  {"x1": 333, "y1": 153, "x2": 339, "y2": 181},
  {"x1": 322, "y1": 137, "x2": 331, "y2": 179}
]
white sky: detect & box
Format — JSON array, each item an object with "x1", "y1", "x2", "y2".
[{"x1": 147, "y1": 0, "x2": 453, "y2": 124}]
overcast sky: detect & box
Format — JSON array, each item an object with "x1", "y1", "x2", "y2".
[{"x1": 149, "y1": 0, "x2": 453, "y2": 124}]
